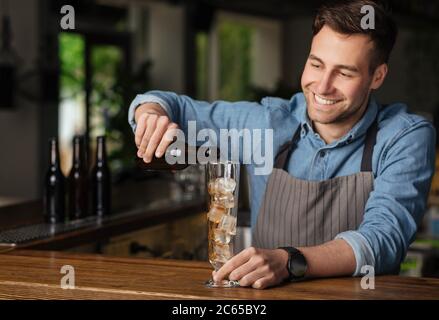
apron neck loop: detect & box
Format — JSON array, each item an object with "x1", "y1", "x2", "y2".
[
  {"x1": 274, "y1": 125, "x2": 301, "y2": 169},
  {"x1": 360, "y1": 119, "x2": 378, "y2": 172}
]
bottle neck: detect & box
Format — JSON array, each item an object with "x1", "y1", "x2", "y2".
[
  {"x1": 95, "y1": 137, "x2": 107, "y2": 166},
  {"x1": 138, "y1": 143, "x2": 220, "y2": 171},
  {"x1": 72, "y1": 138, "x2": 85, "y2": 169},
  {"x1": 49, "y1": 139, "x2": 60, "y2": 168},
  {"x1": 167, "y1": 143, "x2": 220, "y2": 163}
]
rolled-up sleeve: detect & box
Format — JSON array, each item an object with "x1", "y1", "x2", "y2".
[
  {"x1": 335, "y1": 230, "x2": 376, "y2": 276},
  {"x1": 338, "y1": 121, "x2": 436, "y2": 276}
]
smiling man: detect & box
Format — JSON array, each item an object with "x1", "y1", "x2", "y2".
[
  {"x1": 128, "y1": 0, "x2": 436, "y2": 289},
  {"x1": 302, "y1": 24, "x2": 388, "y2": 144}
]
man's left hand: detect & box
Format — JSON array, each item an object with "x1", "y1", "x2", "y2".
[{"x1": 212, "y1": 247, "x2": 290, "y2": 289}]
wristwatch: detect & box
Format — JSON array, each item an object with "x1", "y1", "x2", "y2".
[{"x1": 278, "y1": 247, "x2": 308, "y2": 281}]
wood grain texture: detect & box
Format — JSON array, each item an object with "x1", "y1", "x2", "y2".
[
  {"x1": 0, "y1": 245, "x2": 16, "y2": 254},
  {"x1": 1, "y1": 250, "x2": 438, "y2": 300}
]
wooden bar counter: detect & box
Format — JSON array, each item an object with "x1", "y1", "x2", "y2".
[{"x1": 1, "y1": 249, "x2": 438, "y2": 300}]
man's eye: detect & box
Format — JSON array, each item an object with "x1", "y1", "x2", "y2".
[
  {"x1": 340, "y1": 72, "x2": 352, "y2": 78},
  {"x1": 311, "y1": 63, "x2": 320, "y2": 69}
]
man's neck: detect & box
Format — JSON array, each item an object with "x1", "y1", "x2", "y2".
[
  {"x1": 312, "y1": 121, "x2": 356, "y2": 144},
  {"x1": 311, "y1": 104, "x2": 368, "y2": 144}
]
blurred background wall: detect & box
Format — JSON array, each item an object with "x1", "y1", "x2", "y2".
[{"x1": 0, "y1": 0, "x2": 41, "y2": 202}]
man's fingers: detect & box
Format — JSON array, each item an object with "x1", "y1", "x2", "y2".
[
  {"x1": 143, "y1": 116, "x2": 170, "y2": 161},
  {"x1": 135, "y1": 113, "x2": 148, "y2": 148},
  {"x1": 228, "y1": 260, "x2": 258, "y2": 282},
  {"x1": 138, "y1": 115, "x2": 158, "y2": 160},
  {"x1": 252, "y1": 275, "x2": 276, "y2": 290},
  {"x1": 213, "y1": 249, "x2": 252, "y2": 282},
  {"x1": 155, "y1": 123, "x2": 179, "y2": 158},
  {"x1": 237, "y1": 265, "x2": 271, "y2": 287},
  {"x1": 213, "y1": 247, "x2": 285, "y2": 289}
]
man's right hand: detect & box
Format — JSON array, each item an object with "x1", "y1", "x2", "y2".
[{"x1": 134, "y1": 103, "x2": 179, "y2": 163}]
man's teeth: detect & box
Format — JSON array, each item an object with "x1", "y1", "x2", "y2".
[{"x1": 314, "y1": 93, "x2": 339, "y2": 105}]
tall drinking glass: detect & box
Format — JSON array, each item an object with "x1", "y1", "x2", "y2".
[{"x1": 205, "y1": 161, "x2": 240, "y2": 288}]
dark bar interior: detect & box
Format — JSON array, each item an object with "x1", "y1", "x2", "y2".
[{"x1": 0, "y1": 0, "x2": 438, "y2": 302}]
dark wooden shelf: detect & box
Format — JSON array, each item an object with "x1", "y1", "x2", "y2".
[
  {"x1": 0, "y1": 178, "x2": 207, "y2": 250},
  {"x1": 0, "y1": 197, "x2": 206, "y2": 251}
]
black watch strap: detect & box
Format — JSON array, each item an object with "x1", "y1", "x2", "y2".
[{"x1": 278, "y1": 247, "x2": 308, "y2": 281}]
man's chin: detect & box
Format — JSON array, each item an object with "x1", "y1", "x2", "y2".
[
  {"x1": 308, "y1": 107, "x2": 340, "y2": 125},
  {"x1": 309, "y1": 115, "x2": 337, "y2": 125}
]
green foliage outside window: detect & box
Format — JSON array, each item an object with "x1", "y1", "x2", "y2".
[
  {"x1": 59, "y1": 33, "x2": 85, "y2": 100},
  {"x1": 218, "y1": 21, "x2": 253, "y2": 101},
  {"x1": 59, "y1": 32, "x2": 152, "y2": 179}
]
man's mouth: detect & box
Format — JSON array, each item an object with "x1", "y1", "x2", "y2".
[{"x1": 313, "y1": 93, "x2": 343, "y2": 105}]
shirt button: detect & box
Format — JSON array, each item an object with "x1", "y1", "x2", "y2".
[{"x1": 319, "y1": 151, "x2": 326, "y2": 157}]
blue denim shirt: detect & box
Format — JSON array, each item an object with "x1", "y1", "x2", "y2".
[{"x1": 128, "y1": 91, "x2": 436, "y2": 276}]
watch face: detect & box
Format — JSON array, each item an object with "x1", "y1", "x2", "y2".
[{"x1": 290, "y1": 252, "x2": 307, "y2": 278}]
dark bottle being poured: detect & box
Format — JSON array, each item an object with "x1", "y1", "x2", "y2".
[
  {"x1": 135, "y1": 141, "x2": 220, "y2": 171},
  {"x1": 68, "y1": 136, "x2": 89, "y2": 220},
  {"x1": 43, "y1": 138, "x2": 66, "y2": 224},
  {"x1": 92, "y1": 136, "x2": 111, "y2": 217}
]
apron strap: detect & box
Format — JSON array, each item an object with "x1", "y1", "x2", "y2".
[
  {"x1": 360, "y1": 119, "x2": 378, "y2": 172},
  {"x1": 274, "y1": 125, "x2": 301, "y2": 169}
]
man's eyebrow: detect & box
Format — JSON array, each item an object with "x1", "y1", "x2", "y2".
[
  {"x1": 309, "y1": 54, "x2": 323, "y2": 64},
  {"x1": 308, "y1": 54, "x2": 359, "y2": 73},
  {"x1": 335, "y1": 64, "x2": 359, "y2": 73}
]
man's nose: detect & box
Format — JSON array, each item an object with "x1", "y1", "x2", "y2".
[{"x1": 316, "y1": 72, "x2": 335, "y2": 95}]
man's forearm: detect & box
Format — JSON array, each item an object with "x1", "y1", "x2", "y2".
[{"x1": 298, "y1": 239, "x2": 356, "y2": 278}]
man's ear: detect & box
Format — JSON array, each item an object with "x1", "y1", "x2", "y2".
[{"x1": 370, "y1": 63, "x2": 388, "y2": 90}]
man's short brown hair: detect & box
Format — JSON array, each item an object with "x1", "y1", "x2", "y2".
[{"x1": 313, "y1": 0, "x2": 398, "y2": 73}]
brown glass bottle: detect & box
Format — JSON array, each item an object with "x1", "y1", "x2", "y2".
[
  {"x1": 68, "y1": 136, "x2": 88, "y2": 220},
  {"x1": 135, "y1": 143, "x2": 219, "y2": 171},
  {"x1": 92, "y1": 136, "x2": 111, "y2": 217},
  {"x1": 43, "y1": 138, "x2": 65, "y2": 224}
]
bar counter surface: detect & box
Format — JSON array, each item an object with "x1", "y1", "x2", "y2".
[{"x1": 1, "y1": 250, "x2": 438, "y2": 300}]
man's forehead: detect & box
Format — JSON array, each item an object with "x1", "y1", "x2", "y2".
[
  {"x1": 310, "y1": 25, "x2": 374, "y2": 68},
  {"x1": 313, "y1": 25, "x2": 373, "y2": 46}
]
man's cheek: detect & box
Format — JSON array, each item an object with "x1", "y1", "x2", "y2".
[{"x1": 302, "y1": 73, "x2": 320, "y2": 91}]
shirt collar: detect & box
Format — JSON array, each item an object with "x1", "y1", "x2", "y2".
[{"x1": 295, "y1": 93, "x2": 379, "y2": 144}]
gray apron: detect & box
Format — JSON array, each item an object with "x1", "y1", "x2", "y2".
[{"x1": 253, "y1": 120, "x2": 378, "y2": 249}]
